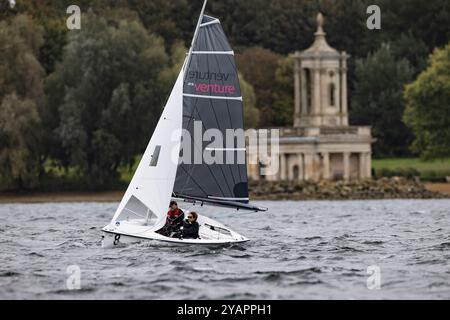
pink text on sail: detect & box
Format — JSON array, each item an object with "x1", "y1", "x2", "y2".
[{"x1": 194, "y1": 83, "x2": 236, "y2": 95}]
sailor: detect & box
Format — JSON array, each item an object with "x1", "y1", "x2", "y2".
[
  {"x1": 181, "y1": 211, "x2": 200, "y2": 239},
  {"x1": 159, "y1": 201, "x2": 184, "y2": 237}
]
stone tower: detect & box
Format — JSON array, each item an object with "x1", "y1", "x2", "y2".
[
  {"x1": 247, "y1": 13, "x2": 373, "y2": 182},
  {"x1": 293, "y1": 13, "x2": 350, "y2": 127}
]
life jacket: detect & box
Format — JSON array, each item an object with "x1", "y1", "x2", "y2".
[{"x1": 167, "y1": 208, "x2": 182, "y2": 224}]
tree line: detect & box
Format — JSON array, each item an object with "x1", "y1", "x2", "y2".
[{"x1": 0, "y1": 0, "x2": 449, "y2": 191}]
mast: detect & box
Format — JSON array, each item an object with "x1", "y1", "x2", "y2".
[{"x1": 184, "y1": 0, "x2": 208, "y2": 79}]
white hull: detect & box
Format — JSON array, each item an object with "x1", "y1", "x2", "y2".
[{"x1": 101, "y1": 214, "x2": 249, "y2": 248}]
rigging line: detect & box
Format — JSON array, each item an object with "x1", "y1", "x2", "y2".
[
  {"x1": 204, "y1": 52, "x2": 234, "y2": 196},
  {"x1": 212, "y1": 51, "x2": 239, "y2": 188}
]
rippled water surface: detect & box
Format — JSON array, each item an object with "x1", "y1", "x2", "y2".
[{"x1": 1, "y1": 199, "x2": 449, "y2": 299}]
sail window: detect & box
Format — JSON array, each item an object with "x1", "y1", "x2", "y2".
[
  {"x1": 149, "y1": 145, "x2": 161, "y2": 166},
  {"x1": 116, "y1": 195, "x2": 157, "y2": 224}
]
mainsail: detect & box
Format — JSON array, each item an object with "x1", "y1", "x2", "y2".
[{"x1": 173, "y1": 14, "x2": 264, "y2": 211}]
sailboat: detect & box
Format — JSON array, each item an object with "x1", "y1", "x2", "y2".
[{"x1": 101, "y1": 0, "x2": 266, "y2": 247}]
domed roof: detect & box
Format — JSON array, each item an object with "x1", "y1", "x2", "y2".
[{"x1": 300, "y1": 13, "x2": 340, "y2": 58}]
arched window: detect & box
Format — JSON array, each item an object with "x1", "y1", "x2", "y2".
[
  {"x1": 293, "y1": 165, "x2": 299, "y2": 180},
  {"x1": 329, "y1": 83, "x2": 336, "y2": 106}
]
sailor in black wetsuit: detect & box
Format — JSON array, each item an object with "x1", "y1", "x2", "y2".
[{"x1": 181, "y1": 211, "x2": 200, "y2": 239}]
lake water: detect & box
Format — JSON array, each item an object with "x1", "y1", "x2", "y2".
[{"x1": 0, "y1": 199, "x2": 449, "y2": 299}]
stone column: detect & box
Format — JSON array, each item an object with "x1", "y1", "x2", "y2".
[
  {"x1": 301, "y1": 68, "x2": 308, "y2": 116},
  {"x1": 322, "y1": 152, "x2": 330, "y2": 180},
  {"x1": 343, "y1": 152, "x2": 350, "y2": 181},
  {"x1": 358, "y1": 153, "x2": 365, "y2": 179},
  {"x1": 297, "y1": 153, "x2": 304, "y2": 181},
  {"x1": 366, "y1": 152, "x2": 372, "y2": 178},
  {"x1": 313, "y1": 63, "x2": 321, "y2": 124},
  {"x1": 294, "y1": 59, "x2": 300, "y2": 126},
  {"x1": 304, "y1": 153, "x2": 314, "y2": 181},
  {"x1": 287, "y1": 155, "x2": 293, "y2": 181},
  {"x1": 335, "y1": 69, "x2": 341, "y2": 123},
  {"x1": 340, "y1": 53, "x2": 348, "y2": 126},
  {"x1": 280, "y1": 153, "x2": 287, "y2": 180}
]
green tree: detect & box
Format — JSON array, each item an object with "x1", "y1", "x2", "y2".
[
  {"x1": 127, "y1": 0, "x2": 200, "y2": 50},
  {"x1": 159, "y1": 40, "x2": 187, "y2": 90},
  {"x1": 239, "y1": 73, "x2": 260, "y2": 129},
  {"x1": 236, "y1": 47, "x2": 281, "y2": 127},
  {"x1": 272, "y1": 55, "x2": 294, "y2": 126},
  {"x1": 0, "y1": 94, "x2": 42, "y2": 190},
  {"x1": 45, "y1": 13, "x2": 169, "y2": 187},
  {"x1": 0, "y1": 15, "x2": 45, "y2": 190},
  {"x1": 351, "y1": 44, "x2": 414, "y2": 157},
  {"x1": 404, "y1": 43, "x2": 450, "y2": 159}
]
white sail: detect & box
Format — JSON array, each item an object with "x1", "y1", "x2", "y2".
[{"x1": 111, "y1": 68, "x2": 184, "y2": 230}]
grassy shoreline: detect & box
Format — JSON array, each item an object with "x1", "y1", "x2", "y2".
[{"x1": 1, "y1": 182, "x2": 449, "y2": 204}]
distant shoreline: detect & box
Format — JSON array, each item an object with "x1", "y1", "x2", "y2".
[{"x1": 0, "y1": 180, "x2": 449, "y2": 204}]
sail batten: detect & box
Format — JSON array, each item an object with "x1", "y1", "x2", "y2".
[{"x1": 183, "y1": 93, "x2": 243, "y2": 100}]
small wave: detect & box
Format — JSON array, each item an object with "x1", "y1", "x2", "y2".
[
  {"x1": 263, "y1": 273, "x2": 282, "y2": 281},
  {"x1": 410, "y1": 258, "x2": 444, "y2": 265},
  {"x1": 71, "y1": 242, "x2": 87, "y2": 248},
  {"x1": 193, "y1": 266, "x2": 215, "y2": 272},
  {"x1": 206, "y1": 276, "x2": 257, "y2": 283},
  {"x1": 102, "y1": 256, "x2": 122, "y2": 260},
  {"x1": 362, "y1": 240, "x2": 384, "y2": 245},
  {"x1": 434, "y1": 242, "x2": 450, "y2": 250},
  {"x1": 329, "y1": 246, "x2": 363, "y2": 253},
  {"x1": 29, "y1": 216, "x2": 56, "y2": 221},
  {"x1": 222, "y1": 292, "x2": 258, "y2": 299},
  {"x1": 171, "y1": 265, "x2": 210, "y2": 273},
  {"x1": 410, "y1": 210, "x2": 426, "y2": 215},
  {"x1": 291, "y1": 279, "x2": 323, "y2": 285},
  {"x1": 49, "y1": 287, "x2": 97, "y2": 294},
  {"x1": 111, "y1": 281, "x2": 125, "y2": 287},
  {"x1": 126, "y1": 262, "x2": 143, "y2": 267},
  {"x1": 27, "y1": 252, "x2": 44, "y2": 257},
  {"x1": 428, "y1": 282, "x2": 448, "y2": 288},
  {"x1": 260, "y1": 226, "x2": 272, "y2": 231},
  {"x1": 227, "y1": 253, "x2": 252, "y2": 259},
  {"x1": 304, "y1": 236, "x2": 322, "y2": 241},
  {"x1": 227, "y1": 244, "x2": 247, "y2": 251},
  {"x1": 0, "y1": 271, "x2": 20, "y2": 277},
  {"x1": 334, "y1": 234, "x2": 352, "y2": 240},
  {"x1": 256, "y1": 267, "x2": 322, "y2": 278}
]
